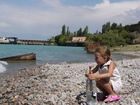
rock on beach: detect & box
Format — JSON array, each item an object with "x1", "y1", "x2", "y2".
[{"x1": 0, "y1": 52, "x2": 140, "y2": 105}]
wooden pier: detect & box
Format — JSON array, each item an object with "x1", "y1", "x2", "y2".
[
  {"x1": 17, "y1": 39, "x2": 49, "y2": 45},
  {"x1": 0, "y1": 36, "x2": 49, "y2": 45}
]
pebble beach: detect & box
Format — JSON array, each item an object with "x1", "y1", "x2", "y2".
[{"x1": 0, "y1": 52, "x2": 140, "y2": 105}]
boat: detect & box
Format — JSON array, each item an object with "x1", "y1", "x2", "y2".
[{"x1": 0, "y1": 53, "x2": 36, "y2": 62}]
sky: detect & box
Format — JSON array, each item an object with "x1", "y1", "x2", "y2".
[{"x1": 0, "y1": 0, "x2": 140, "y2": 40}]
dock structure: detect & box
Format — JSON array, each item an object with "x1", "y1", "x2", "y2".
[
  {"x1": 17, "y1": 39, "x2": 49, "y2": 45},
  {"x1": 6, "y1": 37, "x2": 18, "y2": 44},
  {"x1": 0, "y1": 36, "x2": 10, "y2": 44},
  {"x1": 0, "y1": 36, "x2": 49, "y2": 45}
]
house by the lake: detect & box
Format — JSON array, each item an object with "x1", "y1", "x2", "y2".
[
  {"x1": 72, "y1": 37, "x2": 86, "y2": 42},
  {"x1": 0, "y1": 36, "x2": 10, "y2": 43}
]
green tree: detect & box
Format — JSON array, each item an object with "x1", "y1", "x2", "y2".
[
  {"x1": 85, "y1": 33, "x2": 94, "y2": 43},
  {"x1": 101, "y1": 31, "x2": 125, "y2": 47},
  {"x1": 83, "y1": 26, "x2": 88, "y2": 36},
  {"x1": 73, "y1": 31, "x2": 77, "y2": 36},
  {"x1": 77, "y1": 28, "x2": 82, "y2": 36},
  {"x1": 90, "y1": 31, "x2": 126, "y2": 47},
  {"x1": 61, "y1": 25, "x2": 66, "y2": 35},
  {"x1": 59, "y1": 35, "x2": 68, "y2": 43},
  {"x1": 124, "y1": 25, "x2": 130, "y2": 32},
  {"x1": 55, "y1": 34, "x2": 62, "y2": 44},
  {"x1": 55, "y1": 34, "x2": 69, "y2": 44},
  {"x1": 111, "y1": 22, "x2": 117, "y2": 30},
  {"x1": 118, "y1": 23, "x2": 123, "y2": 33},
  {"x1": 66, "y1": 26, "x2": 70, "y2": 36},
  {"x1": 102, "y1": 22, "x2": 111, "y2": 33},
  {"x1": 127, "y1": 32, "x2": 139, "y2": 44}
]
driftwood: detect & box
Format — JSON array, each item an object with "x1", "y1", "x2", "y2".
[{"x1": 0, "y1": 53, "x2": 36, "y2": 61}]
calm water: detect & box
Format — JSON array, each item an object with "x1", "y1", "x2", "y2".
[{"x1": 0, "y1": 44, "x2": 133, "y2": 76}]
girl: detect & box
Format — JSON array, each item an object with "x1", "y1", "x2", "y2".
[{"x1": 85, "y1": 46, "x2": 122, "y2": 102}]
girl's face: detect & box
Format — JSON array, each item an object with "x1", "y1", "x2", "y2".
[{"x1": 95, "y1": 52, "x2": 107, "y2": 66}]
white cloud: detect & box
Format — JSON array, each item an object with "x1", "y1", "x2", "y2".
[
  {"x1": 0, "y1": 22, "x2": 10, "y2": 27},
  {"x1": 111, "y1": 6, "x2": 140, "y2": 25},
  {"x1": 42, "y1": 0, "x2": 62, "y2": 7},
  {"x1": 92, "y1": 0, "x2": 140, "y2": 20},
  {"x1": 94, "y1": 0, "x2": 110, "y2": 9},
  {"x1": 0, "y1": 0, "x2": 140, "y2": 39}
]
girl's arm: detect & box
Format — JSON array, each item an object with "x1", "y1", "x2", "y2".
[
  {"x1": 88, "y1": 62, "x2": 115, "y2": 80},
  {"x1": 92, "y1": 65, "x2": 99, "y2": 73},
  {"x1": 85, "y1": 65, "x2": 98, "y2": 77}
]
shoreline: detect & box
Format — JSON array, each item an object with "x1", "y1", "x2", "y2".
[
  {"x1": 0, "y1": 51, "x2": 139, "y2": 78},
  {"x1": 0, "y1": 52, "x2": 140, "y2": 104},
  {"x1": 113, "y1": 51, "x2": 140, "y2": 57}
]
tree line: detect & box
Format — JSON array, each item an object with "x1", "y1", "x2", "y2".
[{"x1": 48, "y1": 21, "x2": 140, "y2": 47}]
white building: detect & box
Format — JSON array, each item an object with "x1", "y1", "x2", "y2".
[
  {"x1": 72, "y1": 37, "x2": 86, "y2": 42},
  {"x1": 0, "y1": 37, "x2": 10, "y2": 43}
]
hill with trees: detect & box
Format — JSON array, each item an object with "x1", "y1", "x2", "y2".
[{"x1": 48, "y1": 21, "x2": 140, "y2": 47}]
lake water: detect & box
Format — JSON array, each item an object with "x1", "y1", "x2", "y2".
[{"x1": 0, "y1": 44, "x2": 133, "y2": 76}]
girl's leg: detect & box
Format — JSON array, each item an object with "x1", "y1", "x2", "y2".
[
  {"x1": 96, "y1": 79, "x2": 118, "y2": 102},
  {"x1": 96, "y1": 82, "x2": 108, "y2": 96}
]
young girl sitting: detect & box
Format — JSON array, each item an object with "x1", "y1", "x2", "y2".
[{"x1": 85, "y1": 46, "x2": 122, "y2": 102}]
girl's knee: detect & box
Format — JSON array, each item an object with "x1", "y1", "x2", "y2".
[
  {"x1": 97, "y1": 79, "x2": 110, "y2": 85},
  {"x1": 96, "y1": 80, "x2": 102, "y2": 88}
]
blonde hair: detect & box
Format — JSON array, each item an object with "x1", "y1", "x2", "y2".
[{"x1": 95, "y1": 46, "x2": 111, "y2": 61}]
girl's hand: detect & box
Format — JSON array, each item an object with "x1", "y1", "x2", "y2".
[
  {"x1": 88, "y1": 73, "x2": 98, "y2": 80},
  {"x1": 85, "y1": 70, "x2": 89, "y2": 77}
]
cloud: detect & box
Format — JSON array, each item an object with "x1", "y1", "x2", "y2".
[
  {"x1": 0, "y1": 22, "x2": 10, "y2": 27},
  {"x1": 92, "y1": 0, "x2": 140, "y2": 20},
  {"x1": 42, "y1": 0, "x2": 62, "y2": 7},
  {"x1": 94, "y1": 0, "x2": 110, "y2": 8},
  {"x1": 0, "y1": 0, "x2": 140, "y2": 39},
  {"x1": 111, "y1": 6, "x2": 140, "y2": 25}
]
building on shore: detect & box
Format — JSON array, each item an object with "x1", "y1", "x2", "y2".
[
  {"x1": 72, "y1": 37, "x2": 86, "y2": 42},
  {"x1": 0, "y1": 37, "x2": 10, "y2": 44}
]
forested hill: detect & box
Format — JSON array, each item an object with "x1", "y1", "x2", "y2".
[{"x1": 48, "y1": 21, "x2": 140, "y2": 47}]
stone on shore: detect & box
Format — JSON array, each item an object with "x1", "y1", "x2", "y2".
[{"x1": 0, "y1": 58, "x2": 140, "y2": 105}]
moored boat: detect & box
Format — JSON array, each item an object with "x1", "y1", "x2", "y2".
[{"x1": 0, "y1": 53, "x2": 36, "y2": 62}]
